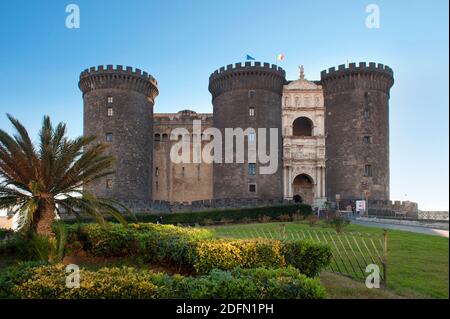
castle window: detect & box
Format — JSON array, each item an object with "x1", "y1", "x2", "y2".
[
  {"x1": 105, "y1": 133, "x2": 113, "y2": 143},
  {"x1": 292, "y1": 117, "x2": 313, "y2": 136},
  {"x1": 363, "y1": 109, "x2": 370, "y2": 119},
  {"x1": 363, "y1": 136, "x2": 372, "y2": 144},
  {"x1": 107, "y1": 96, "x2": 114, "y2": 104},
  {"x1": 107, "y1": 107, "x2": 114, "y2": 117},
  {"x1": 364, "y1": 164, "x2": 373, "y2": 177},
  {"x1": 162, "y1": 134, "x2": 168, "y2": 141},
  {"x1": 248, "y1": 163, "x2": 256, "y2": 175},
  {"x1": 248, "y1": 132, "x2": 256, "y2": 143},
  {"x1": 249, "y1": 183, "x2": 257, "y2": 192},
  {"x1": 155, "y1": 167, "x2": 159, "y2": 177},
  {"x1": 249, "y1": 107, "x2": 255, "y2": 117},
  {"x1": 106, "y1": 178, "x2": 113, "y2": 189},
  {"x1": 182, "y1": 167, "x2": 185, "y2": 177},
  {"x1": 154, "y1": 133, "x2": 161, "y2": 142},
  {"x1": 248, "y1": 90, "x2": 255, "y2": 98}
]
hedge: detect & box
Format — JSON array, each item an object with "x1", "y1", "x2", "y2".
[
  {"x1": 6, "y1": 264, "x2": 326, "y2": 299},
  {"x1": 62, "y1": 204, "x2": 312, "y2": 225},
  {"x1": 68, "y1": 223, "x2": 331, "y2": 277}
]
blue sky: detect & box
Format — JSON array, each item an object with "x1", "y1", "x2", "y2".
[{"x1": 0, "y1": 0, "x2": 448, "y2": 210}]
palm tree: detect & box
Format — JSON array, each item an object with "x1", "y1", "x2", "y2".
[{"x1": 0, "y1": 114, "x2": 129, "y2": 237}]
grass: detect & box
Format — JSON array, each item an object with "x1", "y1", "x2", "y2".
[
  {"x1": 320, "y1": 272, "x2": 404, "y2": 299},
  {"x1": 209, "y1": 220, "x2": 449, "y2": 299}
]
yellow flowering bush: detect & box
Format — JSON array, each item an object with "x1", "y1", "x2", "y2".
[{"x1": 194, "y1": 239, "x2": 285, "y2": 273}]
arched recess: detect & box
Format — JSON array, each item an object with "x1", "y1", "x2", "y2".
[
  {"x1": 292, "y1": 174, "x2": 314, "y2": 205},
  {"x1": 292, "y1": 117, "x2": 313, "y2": 136}
]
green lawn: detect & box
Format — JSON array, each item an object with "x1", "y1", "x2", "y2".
[{"x1": 209, "y1": 221, "x2": 449, "y2": 299}]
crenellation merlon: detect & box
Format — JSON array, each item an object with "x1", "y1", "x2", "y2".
[
  {"x1": 209, "y1": 61, "x2": 286, "y2": 81},
  {"x1": 79, "y1": 65, "x2": 158, "y2": 98},
  {"x1": 321, "y1": 62, "x2": 394, "y2": 79}
]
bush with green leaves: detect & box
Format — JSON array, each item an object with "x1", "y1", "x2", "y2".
[
  {"x1": 326, "y1": 216, "x2": 350, "y2": 233},
  {"x1": 193, "y1": 239, "x2": 285, "y2": 273},
  {"x1": 68, "y1": 223, "x2": 331, "y2": 277},
  {"x1": 9, "y1": 264, "x2": 326, "y2": 299},
  {"x1": 0, "y1": 261, "x2": 48, "y2": 298},
  {"x1": 283, "y1": 240, "x2": 332, "y2": 277},
  {"x1": 63, "y1": 204, "x2": 313, "y2": 226}
]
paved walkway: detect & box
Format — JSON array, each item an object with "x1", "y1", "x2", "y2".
[{"x1": 352, "y1": 219, "x2": 449, "y2": 238}]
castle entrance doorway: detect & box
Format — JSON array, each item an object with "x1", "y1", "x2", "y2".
[{"x1": 293, "y1": 174, "x2": 314, "y2": 205}]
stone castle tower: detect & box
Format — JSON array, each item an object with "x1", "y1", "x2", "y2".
[
  {"x1": 208, "y1": 62, "x2": 286, "y2": 200},
  {"x1": 79, "y1": 65, "x2": 159, "y2": 202},
  {"x1": 321, "y1": 62, "x2": 394, "y2": 203}
]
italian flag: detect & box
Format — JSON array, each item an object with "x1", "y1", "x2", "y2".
[{"x1": 276, "y1": 54, "x2": 285, "y2": 61}]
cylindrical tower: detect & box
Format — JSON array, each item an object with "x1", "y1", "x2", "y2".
[
  {"x1": 79, "y1": 65, "x2": 158, "y2": 203},
  {"x1": 208, "y1": 61, "x2": 286, "y2": 200},
  {"x1": 321, "y1": 62, "x2": 394, "y2": 202}
]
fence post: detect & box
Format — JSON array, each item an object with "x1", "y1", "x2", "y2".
[{"x1": 383, "y1": 229, "x2": 388, "y2": 287}]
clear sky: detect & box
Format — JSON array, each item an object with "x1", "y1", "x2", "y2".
[{"x1": 0, "y1": 0, "x2": 448, "y2": 210}]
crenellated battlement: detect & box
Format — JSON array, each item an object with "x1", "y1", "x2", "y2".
[
  {"x1": 320, "y1": 62, "x2": 394, "y2": 95},
  {"x1": 208, "y1": 61, "x2": 286, "y2": 99},
  {"x1": 79, "y1": 65, "x2": 159, "y2": 99},
  {"x1": 320, "y1": 62, "x2": 393, "y2": 79},
  {"x1": 209, "y1": 61, "x2": 286, "y2": 80}
]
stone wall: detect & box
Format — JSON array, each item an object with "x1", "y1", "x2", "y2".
[{"x1": 153, "y1": 110, "x2": 213, "y2": 203}]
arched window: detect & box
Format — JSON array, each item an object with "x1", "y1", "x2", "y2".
[
  {"x1": 154, "y1": 133, "x2": 161, "y2": 142},
  {"x1": 292, "y1": 117, "x2": 313, "y2": 136},
  {"x1": 162, "y1": 133, "x2": 168, "y2": 141}
]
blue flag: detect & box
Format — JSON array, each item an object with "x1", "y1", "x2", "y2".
[{"x1": 246, "y1": 55, "x2": 255, "y2": 61}]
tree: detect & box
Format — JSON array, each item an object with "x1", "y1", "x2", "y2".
[{"x1": 0, "y1": 114, "x2": 129, "y2": 237}]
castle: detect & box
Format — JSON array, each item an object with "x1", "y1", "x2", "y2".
[{"x1": 79, "y1": 61, "x2": 416, "y2": 214}]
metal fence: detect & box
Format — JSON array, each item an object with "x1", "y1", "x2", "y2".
[{"x1": 215, "y1": 224, "x2": 388, "y2": 285}]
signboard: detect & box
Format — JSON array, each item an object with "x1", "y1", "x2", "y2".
[{"x1": 356, "y1": 200, "x2": 366, "y2": 214}]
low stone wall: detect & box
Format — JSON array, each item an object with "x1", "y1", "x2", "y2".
[{"x1": 418, "y1": 211, "x2": 449, "y2": 221}]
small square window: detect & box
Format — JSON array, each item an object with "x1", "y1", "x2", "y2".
[
  {"x1": 248, "y1": 90, "x2": 255, "y2": 98},
  {"x1": 364, "y1": 165, "x2": 373, "y2": 177},
  {"x1": 248, "y1": 163, "x2": 256, "y2": 175},
  {"x1": 106, "y1": 133, "x2": 113, "y2": 143},
  {"x1": 107, "y1": 107, "x2": 114, "y2": 117},
  {"x1": 106, "y1": 179, "x2": 113, "y2": 189},
  {"x1": 363, "y1": 136, "x2": 371, "y2": 144},
  {"x1": 249, "y1": 183, "x2": 256, "y2": 192},
  {"x1": 107, "y1": 96, "x2": 114, "y2": 104},
  {"x1": 249, "y1": 107, "x2": 255, "y2": 117}
]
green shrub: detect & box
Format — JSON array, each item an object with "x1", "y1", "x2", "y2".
[
  {"x1": 0, "y1": 229, "x2": 13, "y2": 241},
  {"x1": 67, "y1": 223, "x2": 331, "y2": 277},
  {"x1": 11, "y1": 264, "x2": 326, "y2": 299},
  {"x1": 194, "y1": 239, "x2": 285, "y2": 273},
  {"x1": 0, "y1": 261, "x2": 48, "y2": 298},
  {"x1": 69, "y1": 223, "x2": 214, "y2": 269},
  {"x1": 326, "y1": 216, "x2": 350, "y2": 233},
  {"x1": 283, "y1": 240, "x2": 332, "y2": 277},
  {"x1": 63, "y1": 204, "x2": 313, "y2": 226},
  {"x1": 0, "y1": 234, "x2": 55, "y2": 261}
]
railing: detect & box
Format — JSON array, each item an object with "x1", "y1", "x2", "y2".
[{"x1": 215, "y1": 225, "x2": 388, "y2": 286}]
